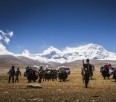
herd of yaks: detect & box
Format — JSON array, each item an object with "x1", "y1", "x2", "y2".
[
  {"x1": 24, "y1": 65, "x2": 116, "y2": 88},
  {"x1": 24, "y1": 65, "x2": 70, "y2": 83}
]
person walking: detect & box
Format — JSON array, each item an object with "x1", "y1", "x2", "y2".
[
  {"x1": 82, "y1": 59, "x2": 92, "y2": 88},
  {"x1": 15, "y1": 68, "x2": 21, "y2": 82},
  {"x1": 7, "y1": 66, "x2": 15, "y2": 83}
]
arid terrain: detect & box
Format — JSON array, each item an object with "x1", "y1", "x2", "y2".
[{"x1": 0, "y1": 67, "x2": 116, "y2": 102}]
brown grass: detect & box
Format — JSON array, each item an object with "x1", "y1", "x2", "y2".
[{"x1": 0, "y1": 68, "x2": 116, "y2": 102}]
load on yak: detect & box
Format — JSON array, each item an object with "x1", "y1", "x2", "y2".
[
  {"x1": 58, "y1": 66, "x2": 70, "y2": 82},
  {"x1": 100, "y1": 63, "x2": 113, "y2": 79},
  {"x1": 24, "y1": 65, "x2": 39, "y2": 83},
  {"x1": 24, "y1": 65, "x2": 59, "y2": 83},
  {"x1": 43, "y1": 67, "x2": 58, "y2": 81},
  {"x1": 100, "y1": 64, "x2": 116, "y2": 81}
]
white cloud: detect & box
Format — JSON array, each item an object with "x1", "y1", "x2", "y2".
[
  {"x1": 0, "y1": 30, "x2": 13, "y2": 44},
  {"x1": 8, "y1": 31, "x2": 13, "y2": 37},
  {"x1": 22, "y1": 49, "x2": 30, "y2": 55},
  {"x1": 0, "y1": 35, "x2": 3, "y2": 40},
  {"x1": 0, "y1": 43, "x2": 13, "y2": 55},
  {"x1": 0, "y1": 43, "x2": 6, "y2": 51},
  {"x1": 0, "y1": 30, "x2": 6, "y2": 36},
  {"x1": 4, "y1": 37, "x2": 10, "y2": 44}
]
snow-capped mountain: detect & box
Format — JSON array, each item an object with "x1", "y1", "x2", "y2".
[
  {"x1": 62, "y1": 44, "x2": 116, "y2": 61},
  {"x1": 39, "y1": 46, "x2": 62, "y2": 59},
  {"x1": 18, "y1": 43, "x2": 116, "y2": 63},
  {"x1": 1, "y1": 43, "x2": 116, "y2": 64},
  {"x1": 38, "y1": 46, "x2": 65, "y2": 63}
]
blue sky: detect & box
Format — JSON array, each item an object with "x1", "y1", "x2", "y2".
[{"x1": 0, "y1": 0, "x2": 116, "y2": 53}]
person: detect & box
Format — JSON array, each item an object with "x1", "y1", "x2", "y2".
[
  {"x1": 83, "y1": 59, "x2": 92, "y2": 74},
  {"x1": 7, "y1": 66, "x2": 15, "y2": 83},
  {"x1": 82, "y1": 59, "x2": 93, "y2": 88},
  {"x1": 15, "y1": 68, "x2": 21, "y2": 82},
  {"x1": 39, "y1": 65, "x2": 44, "y2": 71}
]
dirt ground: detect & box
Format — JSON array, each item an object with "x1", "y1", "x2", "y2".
[{"x1": 0, "y1": 68, "x2": 116, "y2": 102}]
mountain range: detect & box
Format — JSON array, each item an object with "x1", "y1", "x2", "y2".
[{"x1": 0, "y1": 43, "x2": 116, "y2": 68}]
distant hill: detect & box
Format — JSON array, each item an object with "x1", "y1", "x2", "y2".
[{"x1": 0, "y1": 55, "x2": 42, "y2": 68}]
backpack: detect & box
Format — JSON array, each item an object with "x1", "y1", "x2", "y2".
[{"x1": 83, "y1": 64, "x2": 92, "y2": 72}]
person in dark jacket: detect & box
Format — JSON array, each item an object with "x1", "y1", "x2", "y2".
[
  {"x1": 15, "y1": 68, "x2": 21, "y2": 82},
  {"x1": 7, "y1": 66, "x2": 15, "y2": 83},
  {"x1": 83, "y1": 59, "x2": 92, "y2": 74},
  {"x1": 82, "y1": 59, "x2": 92, "y2": 88}
]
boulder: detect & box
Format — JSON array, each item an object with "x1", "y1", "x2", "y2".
[{"x1": 26, "y1": 83, "x2": 43, "y2": 89}]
